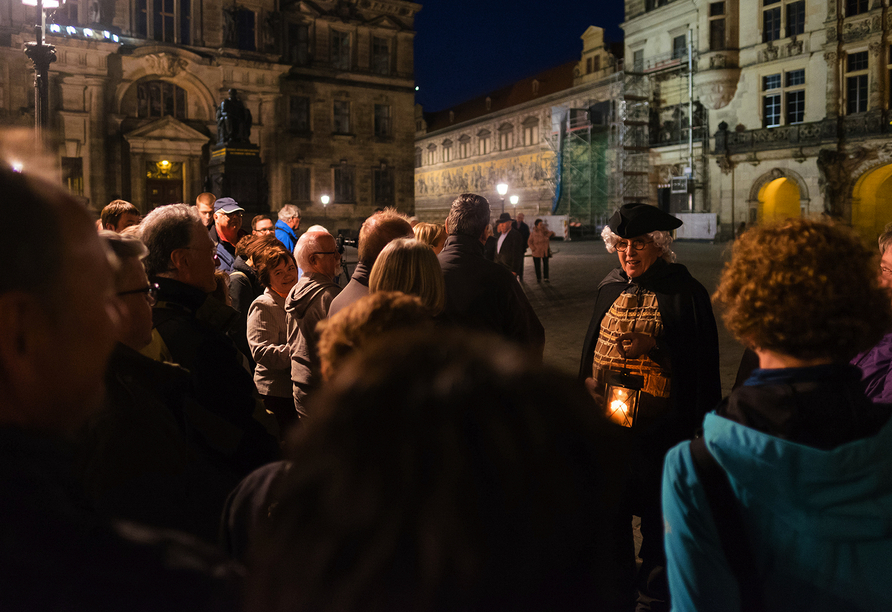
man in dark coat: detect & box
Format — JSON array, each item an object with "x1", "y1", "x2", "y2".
[
  {"x1": 514, "y1": 212, "x2": 531, "y2": 250},
  {"x1": 0, "y1": 166, "x2": 240, "y2": 611},
  {"x1": 578, "y1": 203, "x2": 721, "y2": 612},
  {"x1": 494, "y1": 212, "x2": 525, "y2": 279},
  {"x1": 141, "y1": 204, "x2": 278, "y2": 475},
  {"x1": 438, "y1": 193, "x2": 544, "y2": 361}
]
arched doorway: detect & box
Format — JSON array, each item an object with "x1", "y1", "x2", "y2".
[
  {"x1": 851, "y1": 164, "x2": 892, "y2": 240},
  {"x1": 757, "y1": 177, "x2": 801, "y2": 223}
]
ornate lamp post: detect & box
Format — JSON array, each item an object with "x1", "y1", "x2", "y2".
[
  {"x1": 321, "y1": 194, "x2": 330, "y2": 216},
  {"x1": 22, "y1": 0, "x2": 62, "y2": 141},
  {"x1": 496, "y1": 182, "x2": 508, "y2": 215}
]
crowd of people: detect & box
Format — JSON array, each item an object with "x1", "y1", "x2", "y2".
[{"x1": 3, "y1": 162, "x2": 892, "y2": 612}]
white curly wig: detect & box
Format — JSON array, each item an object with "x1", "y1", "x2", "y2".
[{"x1": 601, "y1": 226, "x2": 676, "y2": 263}]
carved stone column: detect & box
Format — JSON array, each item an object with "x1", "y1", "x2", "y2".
[
  {"x1": 824, "y1": 51, "x2": 840, "y2": 117},
  {"x1": 869, "y1": 41, "x2": 883, "y2": 109}
]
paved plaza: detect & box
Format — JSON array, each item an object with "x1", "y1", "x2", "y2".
[{"x1": 519, "y1": 239, "x2": 746, "y2": 396}]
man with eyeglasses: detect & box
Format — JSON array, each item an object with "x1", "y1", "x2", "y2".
[
  {"x1": 286, "y1": 230, "x2": 342, "y2": 418},
  {"x1": 252, "y1": 214, "x2": 275, "y2": 236},
  {"x1": 212, "y1": 197, "x2": 249, "y2": 272}
]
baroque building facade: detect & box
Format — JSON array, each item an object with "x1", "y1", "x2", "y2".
[
  {"x1": 414, "y1": 27, "x2": 621, "y2": 225},
  {"x1": 624, "y1": 0, "x2": 892, "y2": 240},
  {"x1": 0, "y1": 0, "x2": 418, "y2": 226}
]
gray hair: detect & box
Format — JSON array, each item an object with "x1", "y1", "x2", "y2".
[
  {"x1": 279, "y1": 204, "x2": 301, "y2": 222},
  {"x1": 295, "y1": 230, "x2": 331, "y2": 270},
  {"x1": 601, "y1": 226, "x2": 676, "y2": 263},
  {"x1": 446, "y1": 193, "x2": 491, "y2": 238},
  {"x1": 879, "y1": 222, "x2": 892, "y2": 255},
  {"x1": 141, "y1": 204, "x2": 201, "y2": 278},
  {"x1": 99, "y1": 231, "x2": 149, "y2": 289}
]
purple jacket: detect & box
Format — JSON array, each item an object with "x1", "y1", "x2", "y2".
[{"x1": 852, "y1": 331, "x2": 892, "y2": 403}]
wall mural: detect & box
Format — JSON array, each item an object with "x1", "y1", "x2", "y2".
[{"x1": 414, "y1": 152, "x2": 555, "y2": 197}]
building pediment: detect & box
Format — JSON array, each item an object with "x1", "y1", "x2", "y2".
[
  {"x1": 286, "y1": 0, "x2": 324, "y2": 18},
  {"x1": 366, "y1": 14, "x2": 407, "y2": 30},
  {"x1": 124, "y1": 116, "x2": 210, "y2": 155}
]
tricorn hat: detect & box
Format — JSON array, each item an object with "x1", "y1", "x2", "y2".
[{"x1": 607, "y1": 203, "x2": 682, "y2": 238}]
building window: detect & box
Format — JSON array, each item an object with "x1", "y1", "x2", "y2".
[
  {"x1": 586, "y1": 57, "x2": 593, "y2": 74},
  {"x1": 291, "y1": 166, "x2": 311, "y2": 203},
  {"x1": 846, "y1": 51, "x2": 869, "y2": 114},
  {"x1": 846, "y1": 0, "x2": 869, "y2": 16},
  {"x1": 374, "y1": 163, "x2": 394, "y2": 205},
  {"x1": 137, "y1": 80, "x2": 187, "y2": 120},
  {"x1": 888, "y1": 46, "x2": 892, "y2": 109},
  {"x1": 498, "y1": 124, "x2": 514, "y2": 151},
  {"x1": 458, "y1": 135, "x2": 471, "y2": 159},
  {"x1": 223, "y1": 8, "x2": 254, "y2": 51},
  {"x1": 478, "y1": 130, "x2": 491, "y2": 155},
  {"x1": 442, "y1": 140, "x2": 453, "y2": 162},
  {"x1": 287, "y1": 23, "x2": 309, "y2": 66},
  {"x1": 61, "y1": 157, "x2": 83, "y2": 196},
  {"x1": 763, "y1": 0, "x2": 781, "y2": 42},
  {"x1": 427, "y1": 145, "x2": 436, "y2": 165},
  {"x1": 333, "y1": 162, "x2": 355, "y2": 202},
  {"x1": 331, "y1": 30, "x2": 351, "y2": 70},
  {"x1": 633, "y1": 49, "x2": 644, "y2": 72},
  {"x1": 289, "y1": 96, "x2": 310, "y2": 132},
  {"x1": 786, "y1": 69, "x2": 805, "y2": 123},
  {"x1": 55, "y1": 0, "x2": 79, "y2": 25},
  {"x1": 333, "y1": 100, "x2": 350, "y2": 133},
  {"x1": 372, "y1": 37, "x2": 390, "y2": 75},
  {"x1": 762, "y1": 70, "x2": 805, "y2": 127},
  {"x1": 136, "y1": 0, "x2": 191, "y2": 43},
  {"x1": 522, "y1": 118, "x2": 539, "y2": 146},
  {"x1": 786, "y1": 1, "x2": 805, "y2": 37},
  {"x1": 672, "y1": 34, "x2": 687, "y2": 60},
  {"x1": 709, "y1": 2, "x2": 726, "y2": 51},
  {"x1": 415, "y1": 147, "x2": 422, "y2": 168},
  {"x1": 374, "y1": 104, "x2": 391, "y2": 137}
]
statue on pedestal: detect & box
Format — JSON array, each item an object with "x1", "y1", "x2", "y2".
[{"x1": 216, "y1": 89, "x2": 253, "y2": 145}]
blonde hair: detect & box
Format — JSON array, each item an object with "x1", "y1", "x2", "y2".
[
  {"x1": 369, "y1": 238, "x2": 446, "y2": 315},
  {"x1": 413, "y1": 222, "x2": 447, "y2": 249}
]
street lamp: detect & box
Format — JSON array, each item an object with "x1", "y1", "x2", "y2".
[
  {"x1": 22, "y1": 0, "x2": 62, "y2": 141},
  {"x1": 509, "y1": 195, "x2": 519, "y2": 210},
  {"x1": 496, "y1": 182, "x2": 508, "y2": 215},
  {"x1": 321, "y1": 194, "x2": 330, "y2": 216}
]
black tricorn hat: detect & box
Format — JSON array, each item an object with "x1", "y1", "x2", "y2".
[
  {"x1": 496, "y1": 212, "x2": 513, "y2": 223},
  {"x1": 607, "y1": 203, "x2": 682, "y2": 238}
]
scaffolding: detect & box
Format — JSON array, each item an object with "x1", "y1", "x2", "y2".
[{"x1": 614, "y1": 69, "x2": 652, "y2": 205}]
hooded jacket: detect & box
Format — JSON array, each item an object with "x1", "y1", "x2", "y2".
[
  {"x1": 662, "y1": 364, "x2": 892, "y2": 612},
  {"x1": 285, "y1": 272, "x2": 341, "y2": 414}
]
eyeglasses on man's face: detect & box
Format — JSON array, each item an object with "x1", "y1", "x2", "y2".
[
  {"x1": 312, "y1": 250, "x2": 341, "y2": 259},
  {"x1": 615, "y1": 239, "x2": 654, "y2": 252},
  {"x1": 117, "y1": 282, "x2": 160, "y2": 306}
]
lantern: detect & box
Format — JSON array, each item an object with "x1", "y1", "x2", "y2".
[{"x1": 604, "y1": 370, "x2": 644, "y2": 428}]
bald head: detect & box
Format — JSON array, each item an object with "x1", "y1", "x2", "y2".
[
  {"x1": 358, "y1": 209, "x2": 414, "y2": 267},
  {"x1": 296, "y1": 231, "x2": 340, "y2": 280}
]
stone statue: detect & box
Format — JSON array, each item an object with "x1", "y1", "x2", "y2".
[{"x1": 216, "y1": 89, "x2": 253, "y2": 145}]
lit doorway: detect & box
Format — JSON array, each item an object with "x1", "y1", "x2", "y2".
[
  {"x1": 851, "y1": 164, "x2": 892, "y2": 241},
  {"x1": 757, "y1": 177, "x2": 800, "y2": 223}
]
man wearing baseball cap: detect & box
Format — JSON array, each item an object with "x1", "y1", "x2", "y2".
[{"x1": 211, "y1": 197, "x2": 249, "y2": 272}]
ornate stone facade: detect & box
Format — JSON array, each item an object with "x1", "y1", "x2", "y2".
[{"x1": 2, "y1": 0, "x2": 419, "y2": 228}]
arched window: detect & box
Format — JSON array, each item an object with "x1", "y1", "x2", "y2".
[
  {"x1": 498, "y1": 123, "x2": 514, "y2": 151},
  {"x1": 137, "y1": 80, "x2": 187, "y2": 120}
]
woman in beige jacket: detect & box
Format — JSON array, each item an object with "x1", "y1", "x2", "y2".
[{"x1": 527, "y1": 219, "x2": 555, "y2": 282}]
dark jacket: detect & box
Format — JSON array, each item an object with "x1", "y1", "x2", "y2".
[
  {"x1": 327, "y1": 260, "x2": 371, "y2": 317},
  {"x1": 229, "y1": 257, "x2": 263, "y2": 316},
  {"x1": 210, "y1": 225, "x2": 248, "y2": 273},
  {"x1": 514, "y1": 220, "x2": 531, "y2": 250},
  {"x1": 495, "y1": 228, "x2": 525, "y2": 276},
  {"x1": 0, "y1": 426, "x2": 242, "y2": 611},
  {"x1": 76, "y1": 343, "x2": 242, "y2": 544},
  {"x1": 438, "y1": 234, "x2": 544, "y2": 360},
  {"x1": 150, "y1": 277, "x2": 279, "y2": 473},
  {"x1": 579, "y1": 258, "x2": 721, "y2": 452}
]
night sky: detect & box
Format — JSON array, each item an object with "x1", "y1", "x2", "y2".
[{"x1": 413, "y1": 0, "x2": 627, "y2": 113}]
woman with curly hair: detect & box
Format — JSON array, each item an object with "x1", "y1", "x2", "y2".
[
  {"x1": 578, "y1": 203, "x2": 721, "y2": 611},
  {"x1": 662, "y1": 218, "x2": 892, "y2": 612}
]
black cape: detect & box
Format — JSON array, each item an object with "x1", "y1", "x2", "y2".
[{"x1": 578, "y1": 258, "x2": 721, "y2": 451}]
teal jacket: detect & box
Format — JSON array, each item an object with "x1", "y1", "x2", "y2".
[{"x1": 662, "y1": 366, "x2": 892, "y2": 612}]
